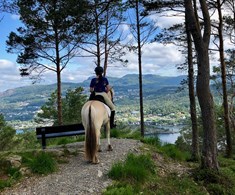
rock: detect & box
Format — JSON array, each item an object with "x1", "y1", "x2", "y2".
[
  {"x1": 66, "y1": 148, "x2": 74, "y2": 154},
  {"x1": 98, "y1": 170, "x2": 103, "y2": 178},
  {"x1": 6, "y1": 155, "x2": 22, "y2": 168},
  {"x1": 20, "y1": 167, "x2": 31, "y2": 176},
  {"x1": 47, "y1": 149, "x2": 65, "y2": 157}
]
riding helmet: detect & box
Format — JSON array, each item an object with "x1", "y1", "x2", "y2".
[{"x1": 94, "y1": 66, "x2": 104, "y2": 74}]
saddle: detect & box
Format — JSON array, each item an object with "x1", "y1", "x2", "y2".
[
  {"x1": 89, "y1": 92, "x2": 111, "y2": 116},
  {"x1": 89, "y1": 92, "x2": 105, "y2": 104}
]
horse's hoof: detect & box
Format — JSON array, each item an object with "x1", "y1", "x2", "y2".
[
  {"x1": 107, "y1": 145, "x2": 113, "y2": 151},
  {"x1": 92, "y1": 160, "x2": 100, "y2": 164}
]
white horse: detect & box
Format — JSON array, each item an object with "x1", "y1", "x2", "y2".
[{"x1": 81, "y1": 90, "x2": 113, "y2": 164}]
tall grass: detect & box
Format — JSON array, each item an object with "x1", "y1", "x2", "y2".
[
  {"x1": 160, "y1": 143, "x2": 191, "y2": 161},
  {"x1": 22, "y1": 152, "x2": 57, "y2": 174},
  {"x1": 108, "y1": 153, "x2": 155, "y2": 183},
  {"x1": 103, "y1": 184, "x2": 135, "y2": 195},
  {"x1": 141, "y1": 137, "x2": 161, "y2": 147},
  {"x1": 0, "y1": 164, "x2": 22, "y2": 190}
]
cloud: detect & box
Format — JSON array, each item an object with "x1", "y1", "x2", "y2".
[
  {"x1": 10, "y1": 14, "x2": 20, "y2": 20},
  {"x1": 0, "y1": 59, "x2": 15, "y2": 70},
  {"x1": 149, "y1": 11, "x2": 184, "y2": 29},
  {"x1": 0, "y1": 59, "x2": 32, "y2": 92},
  {"x1": 108, "y1": 42, "x2": 184, "y2": 77},
  {"x1": 0, "y1": 39, "x2": 186, "y2": 92}
]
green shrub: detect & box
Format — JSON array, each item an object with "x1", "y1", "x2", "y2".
[
  {"x1": 0, "y1": 180, "x2": 11, "y2": 190},
  {"x1": 108, "y1": 153, "x2": 155, "y2": 183},
  {"x1": 0, "y1": 126, "x2": 16, "y2": 151},
  {"x1": 141, "y1": 137, "x2": 161, "y2": 147},
  {"x1": 7, "y1": 167, "x2": 22, "y2": 180},
  {"x1": 110, "y1": 129, "x2": 120, "y2": 138},
  {"x1": 160, "y1": 144, "x2": 190, "y2": 161},
  {"x1": 0, "y1": 165, "x2": 22, "y2": 190},
  {"x1": 192, "y1": 168, "x2": 235, "y2": 194},
  {"x1": 26, "y1": 152, "x2": 57, "y2": 174},
  {"x1": 206, "y1": 183, "x2": 227, "y2": 195},
  {"x1": 15, "y1": 130, "x2": 40, "y2": 150}
]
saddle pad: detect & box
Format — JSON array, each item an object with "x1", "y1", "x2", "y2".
[{"x1": 104, "y1": 104, "x2": 111, "y2": 117}]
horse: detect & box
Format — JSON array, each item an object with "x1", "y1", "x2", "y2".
[{"x1": 81, "y1": 89, "x2": 114, "y2": 164}]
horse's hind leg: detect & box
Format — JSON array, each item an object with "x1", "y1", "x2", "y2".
[
  {"x1": 98, "y1": 137, "x2": 102, "y2": 152},
  {"x1": 105, "y1": 124, "x2": 113, "y2": 151},
  {"x1": 97, "y1": 131, "x2": 102, "y2": 152},
  {"x1": 92, "y1": 154, "x2": 100, "y2": 164}
]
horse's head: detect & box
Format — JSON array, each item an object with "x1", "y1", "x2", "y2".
[{"x1": 107, "y1": 87, "x2": 114, "y2": 103}]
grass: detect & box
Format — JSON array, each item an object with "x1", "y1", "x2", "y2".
[
  {"x1": 46, "y1": 135, "x2": 85, "y2": 147},
  {"x1": 141, "y1": 137, "x2": 190, "y2": 161},
  {"x1": 0, "y1": 166, "x2": 22, "y2": 191},
  {"x1": 103, "y1": 184, "x2": 136, "y2": 195},
  {"x1": 22, "y1": 151, "x2": 57, "y2": 175},
  {"x1": 1, "y1": 129, "x2": 235, "y2": 194},
  {"x1": 108, "y1": 153, "x2": 155, "y2": 183},
  {"x1": 159, "y1": 143, "x2": 191, "y2": 161},
  {"x1": 0, "y1": 151, "x2": 58, "y2": 191},
  {"x1": 106, "y1": 153, "x2": 156, "y2": 194},
  {"x1": 104, "y1": 135, "x2": 235, "y2": 195}
]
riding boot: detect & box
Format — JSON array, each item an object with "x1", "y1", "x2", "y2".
[{"x1": 110, "y1": 111, "x2": 116, "y2": 129}]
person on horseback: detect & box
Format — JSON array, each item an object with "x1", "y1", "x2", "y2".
[{"x1": 90, "y1": 66, "x2": 116, "y2": 129}]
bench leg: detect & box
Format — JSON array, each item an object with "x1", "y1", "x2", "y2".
[
  {"x1": 42, "y1": 138, "x2": 46, "y2": 149},
  {"x1": 41, "y1": 128, "x2": 46, "y2": 149}
]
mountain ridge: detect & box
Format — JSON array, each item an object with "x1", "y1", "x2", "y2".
[{"x1": 0, "y1": 74, "x2": 187, "y2": 121}]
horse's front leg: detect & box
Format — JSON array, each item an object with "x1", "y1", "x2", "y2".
[{"x1": 106, "y1": 123, "x2": 113, "y2": 151}]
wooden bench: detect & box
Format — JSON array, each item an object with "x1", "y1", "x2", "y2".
[{"x1": 36, "y1": 123, "x2": 85, "y2": 149}]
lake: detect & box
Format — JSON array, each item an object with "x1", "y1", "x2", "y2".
[
  {"x1": 155, "y1": 132, "x2": 180, "y2": 144},
  {"x1": 145, "y1": 125, "x2": 184, "y2": 144}
]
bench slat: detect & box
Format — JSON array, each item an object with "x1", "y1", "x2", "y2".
[
  {"x1": 36, "y1": 123, "x2": 85, "y2": 149},
  {"x1": 36, "y1": 123, "x2": 84, "y2": 135},
  {"x1": 36, "y1": 130, "x2": 85, "y2": 139}
]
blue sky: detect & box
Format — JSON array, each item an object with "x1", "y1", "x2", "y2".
[{"x1": 0, "y1": 11, "x2": 186, "y2": 92}]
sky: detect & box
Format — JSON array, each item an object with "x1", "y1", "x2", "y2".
[{"x1": 0, "y1": 11, "x2": 186, "y2": 93}]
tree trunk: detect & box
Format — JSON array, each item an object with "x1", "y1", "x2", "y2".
[
  {"x1": 95, "y1": 2, "x2": 101, "y2": 68},
  {"x1": 196, "y1": 47, "x2": 218, "y2": 170},
  {"x1": 57, "y1": 70, "x2": 62, "y2": 125},
  {"x1": 217, "y1": 0, "x2": 233, "y2": 157},
  {"x1": 185, "y1": 0, "x2": 219, "y2": 170},
  {"x1": 103, "y1": 8, "x2": 109, "y2": 77},
  {"x1": 55, "y1": 21, "x2": 63, "y2": 125},
  {"x1": 186, "y1": 22, "x2": 199, "y2": 161},
  {"x1": 135, "y1": 0, "x2": 144, "y2": 137}
]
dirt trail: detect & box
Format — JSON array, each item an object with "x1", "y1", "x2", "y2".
[{"x1": 1, "y1": 139, "x2": 143, "y2": 195}]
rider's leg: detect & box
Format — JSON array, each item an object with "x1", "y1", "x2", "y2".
[
  {"x1": 97, "y1": 92, "x2": 115, "y2": 110},
  {"x1": 110, "y1": 110, "x2": 116, "y2": 129},
  {"x1": 96, "y1": 92, "x2": 116, "y2": 128}
]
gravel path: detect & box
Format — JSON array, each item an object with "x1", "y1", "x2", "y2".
[{"x1": 1, "y1": 138, "x2": 143, "y2": 195}]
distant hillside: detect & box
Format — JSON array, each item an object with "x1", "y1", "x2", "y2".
[{"x1": 0, "y1": 74, "x2": 186, "y2": 121}]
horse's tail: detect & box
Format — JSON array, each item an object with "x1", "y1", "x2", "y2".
[{"x1": 85, "y1": 104, "x2": 97, "y2": 161}]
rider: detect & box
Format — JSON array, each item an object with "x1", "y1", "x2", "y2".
[{"x1": 90, "y1": 66, "x2": 116, "y2": 129}]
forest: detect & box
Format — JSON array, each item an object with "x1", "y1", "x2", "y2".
[{"x1": 0, "y1": 0, "x2": 234, "y2": 183}]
